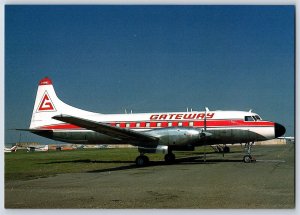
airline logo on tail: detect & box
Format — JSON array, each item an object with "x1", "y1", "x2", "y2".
[{"x1": 37, "y1": 91, "x2": 56, "y2": 112}]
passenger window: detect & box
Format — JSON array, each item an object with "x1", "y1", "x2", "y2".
[{"x1": 245, "y1": 116, "x2": 255, "y2": 121}]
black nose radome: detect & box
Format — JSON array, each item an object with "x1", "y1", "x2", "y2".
[{"x1": 275, "y1": 123, "x2": 286, "y2": 138}]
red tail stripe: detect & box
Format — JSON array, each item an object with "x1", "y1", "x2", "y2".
[{"x1": 41, "y1": 124, "x2": 82, "y2": 130}]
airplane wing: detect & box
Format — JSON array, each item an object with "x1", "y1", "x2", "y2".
[{"x1": 52, "y1": 114, "x2": 159, "y2": 147}]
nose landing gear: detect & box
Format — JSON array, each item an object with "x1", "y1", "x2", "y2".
[{"x1": 243, "y1": 142, "x2": 256, "y2": 163}]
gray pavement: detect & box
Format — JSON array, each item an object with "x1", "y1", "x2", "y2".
[{"x1": 5, "y1": 144, "x2": 295, "y2": 208}]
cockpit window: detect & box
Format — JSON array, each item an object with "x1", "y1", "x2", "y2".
[
  {"x1": 254, "y1": 115, "x2": 262, "y2": 120},
  {"x1": 245, "y1": 116, "x2": 255, "y2": 121}
]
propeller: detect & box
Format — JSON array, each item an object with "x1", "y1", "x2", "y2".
[{"x1": 199, "y1": 107, "x2": 212, "y2": 138}]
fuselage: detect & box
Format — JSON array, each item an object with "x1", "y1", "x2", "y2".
[{"x1": 34, "y1": 110, "x2": 284, "y2": 146}]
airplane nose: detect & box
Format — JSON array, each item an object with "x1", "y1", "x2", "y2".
[{"x1": 274, "y1": 123, "x2": 286, "y2": 138}]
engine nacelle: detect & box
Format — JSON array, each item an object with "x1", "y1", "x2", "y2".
[{"x1": 145, "y1": 127, "x2": 201, "y2": 146}]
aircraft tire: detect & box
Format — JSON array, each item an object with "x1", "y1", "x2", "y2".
[
  {"x1": 135, "y1": 155, "x2": 149, "y2": 167},
  {"x1": 164, "y1": 153, "x2": 176, "y2": 164},
  {"x1": 223, "y1": 146, "x2": 230, "y2": 153},
  {"x1": 243, "y1": 155, "x2": 252, "y2": 163}
]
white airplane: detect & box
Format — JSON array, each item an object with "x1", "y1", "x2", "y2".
[
  {"x1": 4, "y1": 145, "x2": 17, "y2": 153},
  {"x1": 21, "y1": 77, "x2": 286, "y2": 165},
  {"x1": 27, "y1": 145, "x2": 49, "y2": 152}
]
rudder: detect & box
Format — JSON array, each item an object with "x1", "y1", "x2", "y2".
[
  {"x1": 30, "y1": 77, "x2": 63, "y2": 129},
  {"x1": 30, "y1": 77, "x2": 95, "y2": 129}
]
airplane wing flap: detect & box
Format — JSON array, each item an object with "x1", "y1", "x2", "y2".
[{"x1": 52, "y1": 114, "x2": 159, "y2": 145}]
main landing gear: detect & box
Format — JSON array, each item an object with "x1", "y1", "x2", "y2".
[
  {"x1": 135, "y1": 154, "x2": 149, "y2": 166},
  {"x1": 243, "y1": 142, "x2": 256, "y2": 163},
  {"x1": 164, "y1": 147, "x2": 176, "y2": 164},
  {"x1": 164, "y1": 152, "x2": 176, "y2": 163},
  {"x1": 135, "y1": 150, "x2": 176, "y2": 167}
]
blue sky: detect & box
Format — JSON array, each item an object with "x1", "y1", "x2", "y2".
[{"x1": 5, "y1": 5, "x2": 295, "y2": 144}]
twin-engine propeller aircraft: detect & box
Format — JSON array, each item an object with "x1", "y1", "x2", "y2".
[{"x1": 22, "y1": 77, "x2": 286, "y2": 166}]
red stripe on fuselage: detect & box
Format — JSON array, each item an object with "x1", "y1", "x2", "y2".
[{"x1": 40, "y1": 120, "x2": 274, "y2": 130}]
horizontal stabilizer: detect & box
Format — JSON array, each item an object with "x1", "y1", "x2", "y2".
[
  {"x1": 12, "y1": 128, "x2": 52, "y2": 132},
  {"x1": 13, "y1": 128, "x2": 53, "y2": 135}
]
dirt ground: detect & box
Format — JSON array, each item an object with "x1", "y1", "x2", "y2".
[{"x1": 5, "y1": 144, "x2": 295, "y2": 209}]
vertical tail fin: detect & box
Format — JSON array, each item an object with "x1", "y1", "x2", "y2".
[{"x1": 30, "y1": 77, "x2": 95, "y2": 129}]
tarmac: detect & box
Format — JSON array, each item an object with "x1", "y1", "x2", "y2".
[{"x1": 5, "y1": 144, "x2": 295, "y2": 209}]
